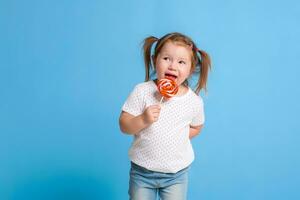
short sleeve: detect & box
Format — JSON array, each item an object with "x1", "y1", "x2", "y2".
[
  {"x1": 190, "y1": 98, "x2": 205, "y2": 126},
  {"x1": 122, "y1": 85, "x2": 144, "y2": 116}
]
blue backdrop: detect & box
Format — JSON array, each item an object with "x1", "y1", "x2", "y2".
[{"x1": 1, "y1": 0, "x2": 299, "y2": 199}]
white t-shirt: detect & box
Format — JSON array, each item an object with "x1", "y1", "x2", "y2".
[{"x1": 122, "y1": 80, "x2": 205, "y2": 173}]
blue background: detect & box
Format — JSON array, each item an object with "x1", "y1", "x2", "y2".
[{"x1": 1, "y1": 0, "x2": 299, "y2": 199}]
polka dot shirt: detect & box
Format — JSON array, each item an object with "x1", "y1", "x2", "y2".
[{"x1": 122, "y1": 81, "x2": 205, "y2": 173}]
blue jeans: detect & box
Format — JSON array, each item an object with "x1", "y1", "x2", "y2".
[{"x1": 129, "y1": 162, "x2": 189, "y2": 200}]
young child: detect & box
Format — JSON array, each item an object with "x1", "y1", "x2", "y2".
[{"x1": 119, "y1": 32, "x2": 211, "y2": 200}]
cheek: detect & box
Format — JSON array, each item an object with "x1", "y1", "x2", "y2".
[
  {"x1": 184, "y1": 64, "x2": 192, "y2": 73},
  {"x1": 180, "y1": 66, "x2": 192, "y2": 79},
  {"x1": 187, "y1": 64, "x2": 193, "y2": 74},
  {"x1": 156, "y1": 61, "x2": 166, "y2": 71}
]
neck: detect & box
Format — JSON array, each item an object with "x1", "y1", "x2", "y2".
[{"x1": 176, "y1": 85, "x2": 188, "y2": 96}]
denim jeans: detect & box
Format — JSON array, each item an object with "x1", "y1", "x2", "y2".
[{"x1": 129, "y1": 162, "x2": 189, "y2": 200}]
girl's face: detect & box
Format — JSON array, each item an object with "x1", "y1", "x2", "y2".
[{"x1": 154, "y1": 41, "x2": 192, "y2": 87}]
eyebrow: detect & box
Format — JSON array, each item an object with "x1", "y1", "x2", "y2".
[
  {"x1": 178, "y1": 57, "x2": 188, "y2": 61},
  {"x1": 160, "y1": 53, "x2": 188, "y2": 61}
]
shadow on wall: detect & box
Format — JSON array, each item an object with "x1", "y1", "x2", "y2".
[{"x1": 11, "y1": 169, "x2": 116, "y2": 200}]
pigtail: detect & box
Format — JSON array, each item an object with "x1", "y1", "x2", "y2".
[
  {"x1": 143, "y1": 36, "x2": 158, "y2": 81},
  {"x1": 195, "y1": 49, "x2": 211, "y2": 94}
]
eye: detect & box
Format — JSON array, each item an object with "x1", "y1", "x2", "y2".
[
  {"x1": 179, "y1": 60, "x2": 186, "y2": 65},
  {"x1": 163, "y1": 57, "x2": 170, "y2": 61}
]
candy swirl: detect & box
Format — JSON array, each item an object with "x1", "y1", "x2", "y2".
[{"x1": 157, "y1": 78, "x2": 178, "y2": 98}]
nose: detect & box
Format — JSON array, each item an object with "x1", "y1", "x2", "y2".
[{"x1": 168, "y1": 61, "x2": 177, "y2": 71}]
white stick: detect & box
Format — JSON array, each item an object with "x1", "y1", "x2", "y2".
[{"x1": 159, "y1": 96, "x2": 164, "y2": 104}]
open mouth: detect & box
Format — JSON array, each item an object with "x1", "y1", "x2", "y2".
[{"x1": 165, "y1": 73, "x2": 177, "y2": 81}]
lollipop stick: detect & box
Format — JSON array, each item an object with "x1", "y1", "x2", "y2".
[{"x1": 159, "y1": 96, "x2": 164, "y2": 104}]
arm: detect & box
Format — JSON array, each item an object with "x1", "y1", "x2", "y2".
[
  {"x1": 119, "y1": 111, "x2": 148, "y2": 135},
  {"x1": 189, "y1": 124, "x2": 204, "y2": 139},
  {"x1": 119, "y1": 105, "x2": 161, "y2": 135}
]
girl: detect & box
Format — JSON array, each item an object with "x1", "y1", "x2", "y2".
[{"x1": 119, "y1": 32, "x2": 211, "y2": 200}]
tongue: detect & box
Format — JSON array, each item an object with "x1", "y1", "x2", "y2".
[{"x1": 165, "y1": 75, "x2": 176, "y2": 80}]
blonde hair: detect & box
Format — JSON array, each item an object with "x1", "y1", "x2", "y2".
[{"x1": 143, "y1": 32, "x2": 211, "y2": 94}]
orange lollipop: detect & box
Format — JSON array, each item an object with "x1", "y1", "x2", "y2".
[{"x1": 157, "y1": 77, "x2": 178, "y2": 103}]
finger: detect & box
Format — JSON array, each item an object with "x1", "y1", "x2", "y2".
[
  {"x1": 153, "y1": 106, "x2": 161, "y2": 111},
  {"x1": 152, "y1": 110, "x2": 161, "y2": 115},
  {"x1": 152, "y1": 110, "x2": 160, "y2": 114},
  {"x1": 151, "y1": 105, "x2": 161, "y2": 109},
  {"x1": 153, "y1": 113, "x2": 160, "y2": 118}
]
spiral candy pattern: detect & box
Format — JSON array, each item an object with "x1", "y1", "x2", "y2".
[{"x1": 157, "y1": 78, "x2": 178, "y2": 98}]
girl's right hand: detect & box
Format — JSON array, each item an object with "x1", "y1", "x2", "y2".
[{"x1": 142, "y1": 105, "x2": 161, "y2": 125}]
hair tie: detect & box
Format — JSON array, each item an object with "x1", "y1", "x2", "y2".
[
  {"x1": 193, "y1": 46, "x2": 200, "y2": 52},
  {"x1": 192, "y1": 46, "x2": 202, "y2": 63}
]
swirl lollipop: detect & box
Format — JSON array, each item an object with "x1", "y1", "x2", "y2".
[{"x1": 157, "y1": 77, "x2": 178, "y2": 103}]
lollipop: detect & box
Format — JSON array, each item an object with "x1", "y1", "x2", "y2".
[{"x1": 157, "y1": 77, "x2": 178, "y2": 103}]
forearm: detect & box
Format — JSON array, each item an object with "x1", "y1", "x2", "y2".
[{"x1": 119, "y1": 114, "x2": 149, "y2": 135}]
